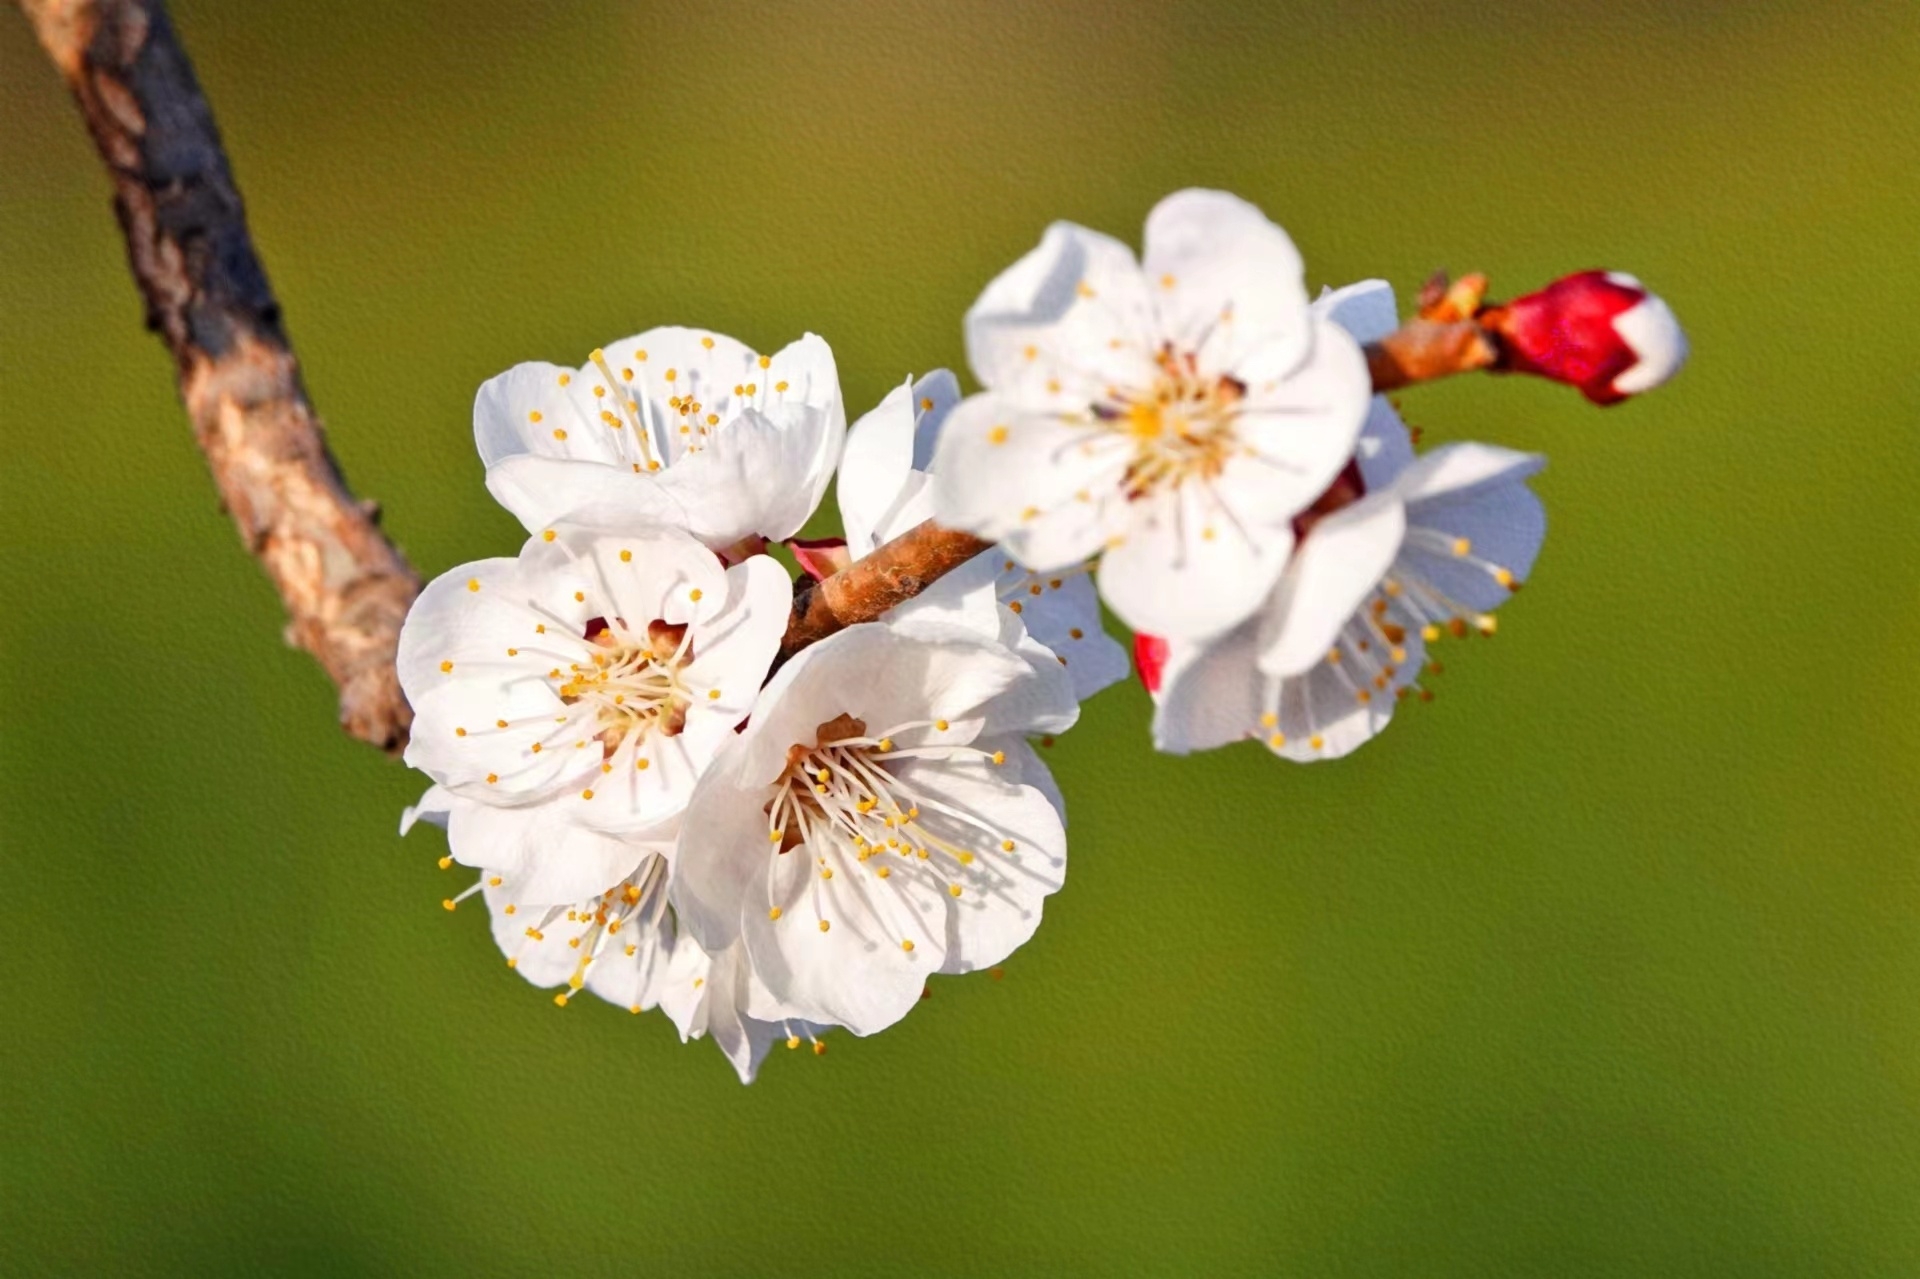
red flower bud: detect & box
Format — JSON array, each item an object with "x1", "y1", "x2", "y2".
[
  {"x1": 1491, "y1": 270, "x2": 1686, "y2": 406},
  {"x1": 1134, "y1": 632, "x2": 1170, "y2": 695}
]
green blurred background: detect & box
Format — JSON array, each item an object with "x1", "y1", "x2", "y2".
[{"x1": 3, "y1": 1, "x2": 1917, "y2": 1273}]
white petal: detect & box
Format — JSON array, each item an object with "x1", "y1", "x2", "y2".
[
  {"x1": 1151, "y1": 624, "x2": 1266, "y2": 755},
  {"x1": 732, "y1": 623, "x2": 1032, "y2": 786},
  {"x1": 928, "y1": 394, "x2": 1118, "y2": 563},
  {"x1": 1312, "y1": 279, "x2": 1399, "y2": 345},
  {"x1": 399, "y1": 783, "x2": 455, "y2": 835},
  {"x1": 452, "y1": 801, "x2": 647, "y2": 905},
  {"x1": 669, "y1": 737, "x2": 775, "y2": 950},
  {"x1": 1142, "y1": 189, "x2": 1310, "y2": 383},
  {"x1": 1097, "y1": 485, "x2": 1294, "y2": 640},
  {"x1": 1257, "y1": 497, "x2": 1406, "y2": 677},
  {"x1": 1393, "y1": 441, "x2": 1545, "y2": 506},
  {"x1": 909, "y1": 369, "x2": 963, "y2": 471},
  {"x1": 837, "y1": 378, "x2": 918, "y2": 556},
  {"x1": 1214, "y1": 316, "x2": 1372, "y2": 525},
  {"x1": 965, "y1": 221, "x2": 1158, "y2": 402},
  {"x1": 1008, "y1": 568, "x2": 1130, "y2": 701},
  {"x1": 891, "y1": 751, "x2": 1066, "y2": 973},
  {"x1": 700, "y1": 943, "x2": 795, "y2": 1084}
]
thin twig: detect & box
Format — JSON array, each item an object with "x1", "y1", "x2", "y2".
[{"x1": 18, "y1": 0, "x2": 420, "y2": 750}]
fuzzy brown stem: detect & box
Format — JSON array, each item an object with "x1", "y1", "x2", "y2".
[{"x1": 17, "y1": 0, "x2": 420, "y2": 750}]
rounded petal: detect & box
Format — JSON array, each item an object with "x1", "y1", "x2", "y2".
[
  {"x1": 1096, "y1": 485, "x2": 1294, "y2": 641},
  {"x1": 1257, "y1": 497, "x2": 1406, "y2": 677},
  {"x1": 929, "y1": 394, "x2": 1119, "y2": 563},
  {"x1": 1214, "y1": 316, "x2": 1372, "y2": 526},
  {"x1": 450, "y1": 800, "x2": 647, "y2": 905},
  {"x1": 1142, "y1": 189, "x2": 1310, "y2": 384},
  {"x1": 838, "y1": 378, "x2": 918, "y2": 555},
  {"x1": 965, "y1": 220, "x2": 1159, "y2": 403},
  {"x1": 1312, "y1": 279, "x2": 1399, "y2": 346},
  {"x1": 1151, "y1": 624, "x2": 1265, "y2": 756},
  {"x1": 1007, "y1": 567, "x2": 1130, "y2": 701}
]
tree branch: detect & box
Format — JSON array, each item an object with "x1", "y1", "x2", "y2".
[
  {"x1": 18, "y1": 0, "x2": 420, "y2": 750},
  {"x1": 22, "y1": 0, "x2": 1538, "y2": 735}
]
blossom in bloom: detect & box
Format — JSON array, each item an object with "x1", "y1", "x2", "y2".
[
  {"x1": 1493, "y1": 270, "x2": 1687, "y2": 405},
  {"x1": 674, "y1": 622, "x2": 1069, "y2": 1037},
  {"x1": 1150, "y1": 281, "x2": 1546, "y2": 761},
  {"x1": 828, "y1": 371, "x2": 1130, "y2": 702},
  {"x1": 474, "y1": 326, "x2": 845, "y2": 550},
  {"x1": 930, "y1": 188, "x2": 1372, "y2": 641},
  {"x1": 404, "y1": 791, "x2": 811, "y2": 1083},
  {"x1": 396, "y1": 523, "x2": 791, "y2": 882}
]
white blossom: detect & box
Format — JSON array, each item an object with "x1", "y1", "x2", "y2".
[
  {"x1": 673, "y1": 622, "x2": 1069, "y2": 1037},
  {"x1": 929, "y1": 189, "x2": 1372, "y2": 641},
  {"x1": 396, "y1": 523, "x2": 790, "y2": 882},
  {"x1": 1151, "y1": 282, "x2": 1546, "y2": 761},
  {"x1": 474, "y1": 326, "x2": 845, "y2": 550}
]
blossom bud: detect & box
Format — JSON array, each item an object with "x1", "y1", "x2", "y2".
[
  {"x1": 1135, "y1": 633, "x2": 1170, "y2": 695},
  {"x1": 1491, "y1": 270, "x2": 1687, "y2": 406}
]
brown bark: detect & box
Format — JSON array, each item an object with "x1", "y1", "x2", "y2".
[
  {"x1": 777, "y1": 521, "x2": 994, "y2": 664},
  {"x1": 1363, "y1": 319, "x2": 1500, "y2": 392},
  {"x1": 17, "y1": 0, "x2": 420, "y2": 750}
]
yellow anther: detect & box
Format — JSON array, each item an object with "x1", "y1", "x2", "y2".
[
  {"x1": 920, "y1": 397, "x2": 934, "y2": 411},
  {"x1": 621, "y1": 368, "x2": 634, "y2": 382},
  {"x1": 821, "y1": 868, "x2": 833, "y2": 880},
  {"x1": 528, "y1": 410, "x2": 543, "y2": 423},
  {"x1": 1268, "y1": 732, "x2": 1287, "y2": 749},
  {"x1": 437, "y1": 856, "x2": 452, "y2": 870},
  {"x1": 619, "y1": 549, "x2": 632, "y2": 562},
  {"x1": 901, "y1": 939, "x2": 915, "y2": 952},
  {"x1": 757, "y1": 355, "x2": 771, "y2": 369},
  {"x1": 769, "y1": 829, "x2": 783, "y2": 844},
  {"x1": 689, "y1": 588, "x2": 704, "y2": 602},
  {"x1": 1356, "y1": 690, "x2": 1372, "y2": 704},
  {"x1": 775, "y1": 380, "x2": 789, "y2": 392},
  {"x1": 485, "y1": 772, "x2": 498, "y2": 784},
  {"x1": 665, "y1": 368, "x2": 677, "y2": 382},
  {"x1": 1327, "y1": 647, "x2": 1342, "y2": 664},
  {"x1": 812, "y1": 1041, "x2": 827, "y2": 1056},
  {"x1": 1421, "y1": 624, "x2": 1441, "y2": 642},
  {"x1": 878, "y1": 738, "x2": 893, "y2": 751},
  {"x1": 818, "y1": 919, "x2": 831, "y2": 932},
  {"x1": 1069, "y1": 627, "x2": 1084, "y2": 639},
  {"x1": 991, "y1": 751, "x2": 1005, "y2": 765},
  {"x1": 1076, "y1": 281, "x2": 1096, "y2": 299},
  {"x1": 636, "y1": 758, "x2": 650, "y2": 770},
  {"x1": 455, "y1": 726, "x2": 467, "y2": 737},
  {"x1": 552, "y1": 428, "x2": 568, "y2": 441},
  {"x1": 558, "y1": 372, "x2": 571, "y2": 386},
  {"x1": 1160, "y1": 272, "x2": 1176, "y2": 288},
  {"x1": 530, "y1": 743, "x2": 542, "y2": 754},
  {"x1": 581, "y1": 789, "x2": 594, "y2": 800},
  {"x1": 1001, "y1": 839, "x2": 1016, "y2": 852},
  {"x1": 1023, "y1": 344, "x2": 1038, "y2": 361},
  {"x1": 707, "y1": 689, "x2": 721, "y2": 700},
  {"x1": 1260, "y1": 711, "x2": 1278, "y2": 728},
  {"x1": 1452, "y1": 537, "x2": 1472, "y2": 557},
  {"x1": 988, "y1": 425, "x2": 1010, "y2": 445},
  {"x1": 636, "y1": 348, "x2": 648, "y2": 361},
  {"x1": 574, "y1": 591, "x2": 585, "y2": 602},
  {"x1": 1310, "y1": 734, "x2": 1326, "y2": 751},
  {"x1": 1495, "y1": 568, "x2": 1517, "y2": 588},
  {"x1": 553, "y1": 993, "x2": 569, "y2": 1007},
  {"x1": 439, "y1": 660, "x2": 453, "y2": 673},
  {"x1": 877, "y1": 866, "x2": 891, "y2": 879},
  {"x1": 1009, "y1": 601, "x2": 1024, "y2": 614},
  {"x1": 948, "y1": 884, "x2": 963, "y2": 897},
  {"x1": 935, "y1": 719, "x2": 949, "y2": 731},
  {"x1": 441, "y1": 898, "x2": 457, "y2": 912}
]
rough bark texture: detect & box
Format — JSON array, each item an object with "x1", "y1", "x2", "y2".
[{"x1": 18, "y1": 0, "x2": 420, "y2": 750}]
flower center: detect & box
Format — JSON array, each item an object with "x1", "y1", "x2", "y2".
[
  {"x1": 759, "y1": 714, "x2": 1014, "y2": 950},
  {"x1": 556, "y1": 617, "x2": 694, "y2": 756},
  {"x1": 1093, "y1": 350, "x2": 1246, "y2": 499}
]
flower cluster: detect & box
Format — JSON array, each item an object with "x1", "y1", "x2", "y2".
[{"x1": 398, "y1": 189, "x2": 1682, "y2": 1080}]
